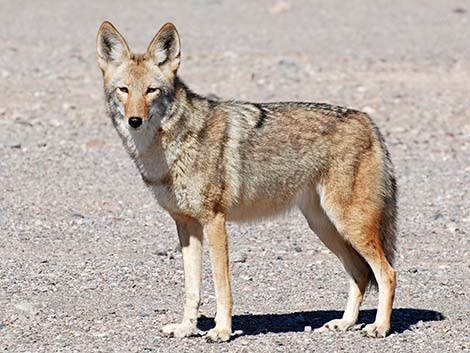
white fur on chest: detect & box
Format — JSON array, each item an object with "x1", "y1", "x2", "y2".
[{"x1": 120, "y1": 122, "x2": 205, "y2": 216}]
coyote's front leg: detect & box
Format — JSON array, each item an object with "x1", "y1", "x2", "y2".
[
  {"x1": 204, "y1": 213, "x2": 233, "y2": 342},
  {"x1": 161, "y1": 219, "x2": 203, "y2": 338}
]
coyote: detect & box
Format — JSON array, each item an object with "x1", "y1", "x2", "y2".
[{"x1": 96, "y1": 21, "x2": 397, "y2": 342}]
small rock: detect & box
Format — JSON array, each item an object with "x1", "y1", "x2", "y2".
[
  {"x1": 87, "y1": 283, "x2": 98, "y2": 290},
  {"x1": 232, "y1": 330, "x2": 243, "y2": 337},
  {"x1": 153, "y1": 308, "x2": 167, "y2": 314},
  {"x1": 304, "y1": 325, "x2": 312, "y2": 332},
  {"x1": 86, "y1": 139, "x2": 106, "y2": 148},
  {"x1": 239, "y1": 339, "x2": 249, "y2": 346},
  {"x1": 389, "y1": 126, "x2": 407, "y2": 134},
  {"x1": 206, "y1": 93, "x2": 220, "y2": 101},
  {"x1": 408, "y1": 267, "x2": 418, "y2": 273},
  {"x1": 268, "y1": 1, "x2": 291, "y2": 14},
  {"x1": 278, "y1": 58, "x2": 299, "y2": 70},
  {"x1": 233, "y1": 253, "x2": 247, "y2": 263},
  {"x1": 62, "y1": 102, "x2": 75, "y2": 110},
  {"x1": 356, "y1": 86, "x2": 367, "y2": 93},
  {"x1": 453, "y1": 7, "x2": 467, "y2": 14},
  {"x1": 362, "y1": 106, "x2": 376, "y2": 115},
  {"x1": 48, "y1": 118, "x2": 61, "y2": 127},
  {"x1": 156, "y1": 250, "x2": 168, "y2": 257},
  {"x1": 14, "y1": 302, "x2": 38, "y2": 317},
  {"x1": 32, "y1": 101, "x2": 46, "y2": 111},
  {"x1": 83, "y1": 218, "x2": 93, "y2": 225},
  {"x1": 447, "y1": 225, "x2": 457, "y2": 233},
  {"x1": 433, "y1": 211, "x2": 443, "y2": 220},
  {"x1": 13, "y1": 111, "x2": 24, "y2": 121}
]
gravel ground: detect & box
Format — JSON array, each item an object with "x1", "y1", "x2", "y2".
[{"x1": 1, "y1": 0, "x2": 469, "y2": 352}]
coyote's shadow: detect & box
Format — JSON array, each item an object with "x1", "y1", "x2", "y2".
[{"x1": 197, "y1": 308, "x2": 444, "y2": 336}]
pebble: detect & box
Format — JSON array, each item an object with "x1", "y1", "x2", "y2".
[
  {"x1": 356, "y1": 86, "x2": 367, "y2": 93},
  {"x1": 48, "y1": 118, "x2": 62, "y2": 127},
  {"x1": 453, "y1": 7, "x2": 467, "y2": 14},
  {"x1": 14, "y1": 302, "x2": 38, "y2": 317},
  {"x1": 62, "y1": 102, "x2": 75, "y2": 110},
  {"x1": 86, "y1": 139, "x2": 106, "y2": 148},
  {"x1": 83, "y1": 218, "x2": 93, "y2": 225},
  {"x1": 32, "y1": 101, "x2": 46, "y2": 111},
  {"x1": 233, "y1": 253, "x2": 247, "y2": 263},
  {"x1": 362, "y1": 106, "x2": 376, "y2": 115},
  {"x1": 268, "y1": 1, "x2": 291, "y2": 14},
  {"x1": 278, "y1": 58, "x2": 299, "y2": 70}
]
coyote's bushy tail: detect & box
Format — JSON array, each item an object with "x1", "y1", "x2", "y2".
[{"x1": 368, "y1": 124, "x2": 398, "y2": 288}]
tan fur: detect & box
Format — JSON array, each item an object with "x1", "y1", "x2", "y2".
[{"x1": 96, "y1": 22, "x2": 398, "y2": 341}]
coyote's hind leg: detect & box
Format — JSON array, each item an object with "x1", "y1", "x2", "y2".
[
  {"x1": 298, "y1": 189, "x2": 369, "y2": 333},
  {"x1": 316, "y1": 145, "x2": 397, "y2": 338}
]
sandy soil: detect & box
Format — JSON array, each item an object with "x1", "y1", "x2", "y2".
[{"x1": 0, "y1": 0, "x2": 469, "y2": 352}]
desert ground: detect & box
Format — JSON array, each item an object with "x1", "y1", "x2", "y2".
[{"x1": 0, "y1": 0, "x2": 469, "y2": 352}]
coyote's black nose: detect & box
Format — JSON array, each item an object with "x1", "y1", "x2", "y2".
[{"x1": 128, "y1": 117, "x2": 143, "y2": 128}]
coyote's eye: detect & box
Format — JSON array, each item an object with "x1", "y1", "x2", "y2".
[
  {"x1": 146, "y1": 87, "x2": 159, "y2": 95},
  {"x1": 117, "y1": 87, "x2": 128, "y2": 93}
]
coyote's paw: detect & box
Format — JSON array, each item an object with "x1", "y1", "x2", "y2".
[
  {"x1": 316, "y1": 318, "x2": 356, "y2": 333},
  {"x1": 361, "y1": 322, "x2": 389, "y2": 338},
  {"x1": 205, "y1": 327, "x2": 231, "y2": 343},
  {"x1": 161, "y1": 322, "x2": 199, "y2": 338}
]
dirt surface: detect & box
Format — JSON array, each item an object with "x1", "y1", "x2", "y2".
[{"x1": 1, "y1": 0, "x2": 469, "y2": 352}]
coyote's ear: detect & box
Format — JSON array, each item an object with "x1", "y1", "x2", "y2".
[
  {"x1": 145, "y1": 23, "x2": 181, "y2": 76},
  {"x1": 96, "y1": 21, "x2": 131, "y2": 71}
]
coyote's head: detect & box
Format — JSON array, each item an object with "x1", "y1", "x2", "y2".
[{"x1": 96, "y1": 22, "x2": 181, "y2": 131}]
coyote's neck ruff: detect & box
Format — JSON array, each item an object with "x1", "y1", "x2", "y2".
[{"x1": 97, "y1": 22, "x2": 397, "y2": 342}]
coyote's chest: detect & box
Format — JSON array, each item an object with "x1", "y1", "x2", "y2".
[{"x1": 134, "y1": 139, "x2": 205, "y2": 217}]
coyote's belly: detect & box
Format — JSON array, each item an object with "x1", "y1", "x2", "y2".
[{"x1": 226, "y1": 164, "x2": 318, "y2": 222}]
